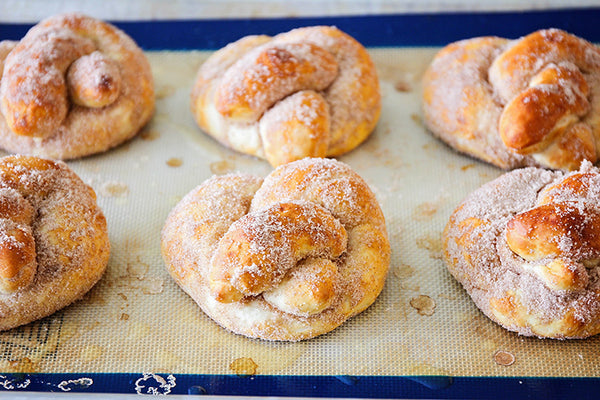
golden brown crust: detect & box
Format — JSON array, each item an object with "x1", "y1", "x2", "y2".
[
  {"x1": 444, "y1": 161, "x2": 600, "y2": 338},
  {"x1": 209, "y1": 201, "x2": 348, "y2": 303},
  {"x1": 0, "y1": 188, "x2": 36, "y2": 293},
  {"x1": 0, "y1": 13, "x2": 154, "y2": 159},
  {"x1": 67, "y1": 51, "x2": 122, "y2": 108},
  {"x1": 0, "y1": 155, "x2": 110, "y2": 331},
  {"x1": 161, "y1": 158, "x2": 390, "y2": 341},
  {"x1": 191, "y1": 26, "x2": 381, "y2": 167},
  {"x1": 423, "y1": 29, "x2": 600, "y2": 171}
]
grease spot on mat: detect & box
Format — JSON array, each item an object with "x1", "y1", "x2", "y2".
[
  {"x1": 80, "y1": 345, "x2": 102, "y2": 362},
  {"x1": 410, "y1": 113, "x2": 422, "y2": 127},
  {"x1": 140, "y1": 129, "x2": 160, "y2": 141},
  {"x1": 155, "y1": 84, "x2": 176, "y2": 99},
  {"x1": 416, "y1": 233, "x2": 443, "y2": 259},
  {"x1": 494, "y1": 350, "x2": 515, "y2": 366},
  {"x1": 210, "y1": 159, "x2": 235, "y2": 175},
  {"x1": 392, "y1": 264, "x2": 415, "y2": 280},
  {"x1": 394, "y1": 79, "x2": 412, "y2": 92},
  {"x1": 99, "y1": 181, "x2": 129, "y2": 198},
  {"x1": 166, "y1": 157, "x2": 183, "y2": 167},
  {"x1": 7, "y1": 357, "x2": 37, "y2": 373},
  {"x1": 412, "y1": 194, "x2": 447, "y2": 221},
  {"x1": 413, "y1": 202, "x2": 438, "y2": 221},
  {"x1": 230, "y1": 357, "x2": 258, "y2": 376},
  {"x1": 410, "y1": 295, "x2": 436, "y2": 316}
]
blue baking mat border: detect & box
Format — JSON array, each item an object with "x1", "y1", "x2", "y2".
[
  {"x1": 0, "y1": 372, "x2": 598, "y2": 398},
  {"x1": 1, "y1": 8, "x2": 600, "y2": 399},
  {"x1": 1, "y1": 7, "x2": 600, "y2": 49}
]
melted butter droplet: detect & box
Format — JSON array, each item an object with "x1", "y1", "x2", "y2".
[
  {"x1": 210, "y1": 160, "x2": 235, "y2": 175},
  {"x1": 140, "y1": 129, "x2": 160, "y2": 141},
  {"x1": 166, "y1": 158, "x2": 183, "y2": 167},
  {"x1": 494, "y1": 350, "x2": 515, "y2": 366},
  {"x1": 229, "y1": 357, "x2": 258, "y2": 376},
  {"x1": 394, "y1": 80, "x2": 412, "y2": 92}
]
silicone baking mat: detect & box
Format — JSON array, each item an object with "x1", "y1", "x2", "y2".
[{"x1": 0, "y1": 8, "x2": 599, "y2": 398}]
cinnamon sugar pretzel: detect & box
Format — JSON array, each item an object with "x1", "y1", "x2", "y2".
[
  {"x1": 191, "y1": 26, "x2": 381, "y2": 167},
  {"x1": 423, "y1": 29, "x2": 600, "y2": 171},
  {"x1": 444, "y1": 161, "x2": 600, "y2": 338},
  {"x1": 0, "y1": 13, "x2": 154, "y2": 159},
  {"x1": 0, "y1": 155, "x2": 110, "y2": 331},
  {"x1": 161, "y1": 158, "x2": 390, "y2": 341}
]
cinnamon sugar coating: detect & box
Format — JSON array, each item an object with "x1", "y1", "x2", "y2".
[
  {"x1": 444, "y1": 161, "x2": 600, "y2": 338},
  {"x1": 191, "y1": 26, "x2": 381, "y2": 167},
  {"x1": 0, "y1": 155, "x2": 110, "y2": 331},
  {"x1": 422, "y1": 29, "x2": 600, "y2": 171},
  {"x1": 161, "y1": 158, "x2": 390, "y2": 341},
  {"x1": 0, "y1": 13, "x2": 154, "y2": 159}
]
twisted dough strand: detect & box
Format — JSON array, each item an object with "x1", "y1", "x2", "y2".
[
  {"x1": 209, "y1": 201, "x2": 348, "y2": 303},
  {"x1": 0, "y1": 188, "x2": 36, "y2": 294},
  {"x1": 1, "y1": 28, "x2": 95, "y2": 138}
]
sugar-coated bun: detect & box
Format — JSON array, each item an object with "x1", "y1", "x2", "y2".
[
  {"x1": 0, "y1": 155, "x2": 110, "y2": 331},
  {"x1": 161, "y1": 158, "x2": 390, "y2": 341},
  {"x1": 0, "y1": 13, "x2": 154, "y2": 159},
  {"x1": 191, "y1": 26, "x2": 381, "y2": 167},
  {"x1": 423, "y1": 29, "x2": 600, "y2": 171},
  {"x1": 444, "y1": 160, "x2": 600, "y2": 338}
]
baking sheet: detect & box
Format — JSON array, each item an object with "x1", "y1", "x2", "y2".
[{"x1": 0, "y1": 10, "x2": 599, "y2": 398}]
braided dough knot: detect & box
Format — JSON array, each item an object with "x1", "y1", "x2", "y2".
[
  {"x1": 506, "y1": 166, "x2": 600, "y2": 294},
  {"x1": 191, "y1": 26, "x2": 381, "y2": 167},
  {"x1": 161, "y1": 158, "x2": 390, "y2": 341},
  {"x1": 422, "y1": 28, "x2": 600, "y2": 170},
  {"x1": 491, "y1": 29, "x2": 599, "y2": 169},
  {"x1": 0, "y1": 155, "x2": 110, "y2": 331},
  {"x1": 210, "y1": 201, "x2": 347, "y2": 316},
  {"x1": 0, "y1": 13, "x2": 154, "y2": 159},
  {"x1": 444, "y1": 161, "x2": 600, "y2": 338}
]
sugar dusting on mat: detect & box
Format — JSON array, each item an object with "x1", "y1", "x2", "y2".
[{"x1": 99, "y1": 181, "x2": 128, "y2": 197}]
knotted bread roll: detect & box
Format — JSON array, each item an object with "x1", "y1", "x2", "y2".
[
  {"x1": 423, "y1": 29, "x2": 600, "y2": 171},
  {"x1": 191, "y1": 26, "x2": 381, "y2": 167},
  {"x1": 0, "y1": 155, "x2": 110, "y2": 331},
  {"x1": 161, "y1": 158, "x2": 390, "y2": 341},
  {"x1": 0, "y1": 13, "x2": 154, "y2": 159},
  {"x1": 444, "y1": 160, "x2": 600, "y2": 338}
]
